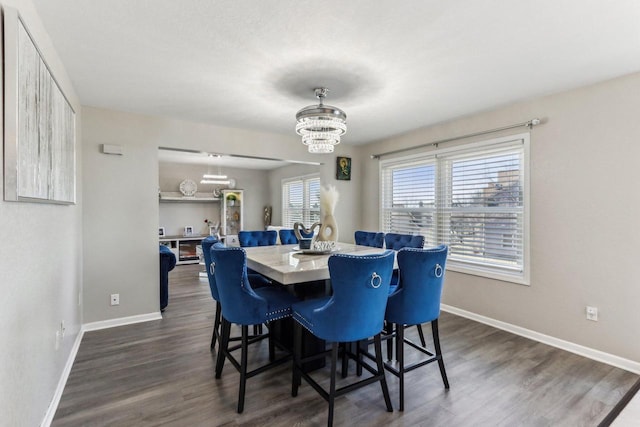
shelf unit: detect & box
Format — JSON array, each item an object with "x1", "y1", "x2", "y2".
[
  {"x1": 221, "y1": 189, "x2": 243, "y2": 238},
  {"x1": 159, "y1": 191, "x2": 220, "y2": 202},
  {"x1": 159, "y1": 235, "x2": 206, "y2": 265}
]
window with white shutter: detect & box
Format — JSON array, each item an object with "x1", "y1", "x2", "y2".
[
  {"x1": 282, "y1": 174, "x2": 321, "y2": 228},
  {"x1": 380, "y1": 133, "x2": 529, "y2": 284}
]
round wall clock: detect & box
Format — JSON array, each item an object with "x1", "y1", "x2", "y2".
[
  {"x1": 179, "y1": 179, "x2": 197, "y2": 196},
  {"x1": 227, "y1": 178, "x2": 237, "y2": 189}
]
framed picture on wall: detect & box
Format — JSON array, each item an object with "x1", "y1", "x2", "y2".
[
  {"x1": 3, "y1": 8, "x2": 77, "y2": 204},
  {"x1": 159, "y1": 227, "x2": 166, "y2": 237},
  {"x1": 336, "y1": 156, "x2": 351, "y2": 181},
  {"x1": 184, "y1": 226, "x2": 194, "y2": 236}
]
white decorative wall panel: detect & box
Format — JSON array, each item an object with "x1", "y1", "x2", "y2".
[{"x1": 4, "y1": 8, "x2": 76, "y2": 204}]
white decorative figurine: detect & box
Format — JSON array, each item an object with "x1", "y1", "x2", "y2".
[{"x1": 317, "y1": 185, "x2": 339, "y2": 242}]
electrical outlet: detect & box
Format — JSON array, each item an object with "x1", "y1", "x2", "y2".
[
  {"x1": 586, "y1": 306, "x2": 598, "y2": 321},
  {"x1": 110, "y1": 293, "x2": 120, "y2": 306}
]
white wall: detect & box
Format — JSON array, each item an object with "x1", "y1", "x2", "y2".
[
  {"x1": 358, "y1": 72, "x2": 640, "y2": 364},
  {"x1": 0, "y1": 1, "x2": 83, "y2": 425},
  {"x1": 82, "y1": 107, "x2": 362, "y2": 324}
]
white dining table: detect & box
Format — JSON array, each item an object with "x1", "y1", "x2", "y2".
[{"x1": 244, "y1": 243, "x2": 391, "y2": 285}]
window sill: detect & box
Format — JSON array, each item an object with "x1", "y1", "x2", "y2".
[{"x1": 446, "y1": 263, "x2": 529, "y2": 286}]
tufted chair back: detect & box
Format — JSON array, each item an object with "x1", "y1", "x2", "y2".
[
  {"x1": 293, "y1": 251, "x2": 394, "y2": 343},
  {"x1": 278, "y1": 229, "x2": 298, "y2": 245},
  {"x1": 201, "y1": 236, "x2": 221, "y2": 301},
  {"x1": 354, "y1": 231, "x2": 385, "y2": 248},
  {"x1": 384, "y1": 233, "x2": 424, "y2": 250},
  {"x1": 238, "y1": 230, "x2": 277, "y2": 247},
  {"x1": 386, "y1": 245, "x2": 448, "y2": 325},
  {"x1": 211, "y1": 245, "x2": 293, "y2": 326}
]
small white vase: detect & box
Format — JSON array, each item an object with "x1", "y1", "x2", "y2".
[{"x1": 317, "y1": 214, "x2": 338, "y2": 242}]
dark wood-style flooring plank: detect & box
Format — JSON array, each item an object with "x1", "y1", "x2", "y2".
[{"x1": 52, "y1": 264, "x2": 638, "y2": 426}]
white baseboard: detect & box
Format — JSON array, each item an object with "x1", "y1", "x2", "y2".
[
  {"x1": 441, "y1": 304, "x2": 640, "y2": 375},
  {"x1": 40, "y1": 329, "x2": 84, "y2": 427},
  {"x1": 40, "y1": 312, "x2": 162, "y2": 426},
  {"x1": 82, "y1": 311, "x2": 162, "y2": 332}
]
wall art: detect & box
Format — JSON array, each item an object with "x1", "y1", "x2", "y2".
[{"x1": 3, "y1": 8, "x2": 76, "y2": 204}]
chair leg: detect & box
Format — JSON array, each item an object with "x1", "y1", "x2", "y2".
[
  {"x1": 397, "y1": 323, "x2": 405, "y2": 411},
  {"x1": 215, "y1": 318, "x2": 231, "y2": 378},
  {"x1": 374, "y1": 333, "x2": 393, "y2": 413},
  {"x1": 210, "y1": 301, "x2": 222, "y2": 351},
  {"x1": 385, "y1": 322, "x2": 393, "y2": 361},
  {"x1": 253, "y1": 324, "x2": 264, "y2": 335},
  {"x1": 341, "y1": 343, "x2": 349, "y2": 378},
  {"x1": 268, "y1": 330, "x2": 275, "y2": 362},
  {"x1": 237, "y1": 325, "x2": 249, "y2": 413},
  {"x1": 416, "y1": 323, "x2": 426, "y2": 347},
  {"x1": 292, "y1": 321, "x2": 302, "y2": 397},
  {"x1": 432, "y1": 319, "x2": 450, "y2": 389},
  {"x1": 328, "y1": 342, "x2": 339, "y2": 427},
  {"x1": 356, "y1": 339, "x2": 363, "y2": 377}
]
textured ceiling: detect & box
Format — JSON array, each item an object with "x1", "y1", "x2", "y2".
[{"x1": 31, "y1": 0, "x2": 640, "y2": 146}]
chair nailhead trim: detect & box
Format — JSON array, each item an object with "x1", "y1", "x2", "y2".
[
  {"x1": 266, "y1": 307, "x2": 290, "y2": 316},
  {"x1": 293, "y1": 311, "x2": 314, "y2": 330}
]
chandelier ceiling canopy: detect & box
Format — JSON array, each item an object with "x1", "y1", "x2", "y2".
[{"x1": 295, "y1": 87, "x2": 347, "y2": 154}]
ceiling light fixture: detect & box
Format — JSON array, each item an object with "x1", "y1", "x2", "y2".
[
  {"x1": 295, "y1": 87, "x2": 347, "y2": 154},
  {"x1": 202, "y1": 165, "x2": 230, "y2": 185},
  {"x1": 200, "y1": 179, "x2": 231, "y2": 185}
]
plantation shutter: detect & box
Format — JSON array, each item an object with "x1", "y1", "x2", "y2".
[
  {"x1": 282, "y1": 175, "x2": 320, "y2": 228},
  {"x1": 381, "y1": 136, "x2": 527, "y2": 281},
  {"x1": 438, "y1": 143, "x2": 524, "y2": 274}
]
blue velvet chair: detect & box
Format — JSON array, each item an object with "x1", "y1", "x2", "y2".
[
  {"x1": 278, "y1": 228, "x2": 313, "y2": 245},
  {"x1": 354, "y1": 230, "x2": 385, "y2": 248},
  {"x1": 279, "y1": 228, "x2": 315, "y2": 245},
  {"x1": 278, "y1": 229, "x2": 298, "y2": 245},
  {"x1": 384, "y1": 232, "x2": 425, "y2": 293},
  {"x1": 237, "y1": 230, "x2": 276, "y2": 310},
  {"x1": 383, "y1": 233, "x2": 426, "y2": 357},
  {"x1": 202, "y1": 237, "x2": 223, "y2": 350},
  {"x1": 238, "y1": 230, "x2": 278, "y2": 247},
  {"x1": 291, "y1": 251, "x2": 395, "y2": 426},
  {"x1": 211, "y1": 245, "x2": 299, "y2": 413},
  {"x1": 202, "y1": 237, "x2": 270, "y2": 351},
  {"x1": 159, "y1": 245, "x2": 176, "y2": 311},
  {"x1": 384, "y1": 245, "x2": 449, "y2": 410},
  {"x1": 384, "y1": 233, "x2": 424, "y2": 250}
]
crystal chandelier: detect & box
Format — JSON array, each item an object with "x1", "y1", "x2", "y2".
[{"x1": 295, "y1": 87, "x2": 347, "y2": 154}]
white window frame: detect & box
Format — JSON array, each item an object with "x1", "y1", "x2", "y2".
[
  {"x1": 282, "y1": 173, "x2": 321, "y2": 228},
  {"x1": 380, "y1": 133, "x2": 530, "y2": 285}
]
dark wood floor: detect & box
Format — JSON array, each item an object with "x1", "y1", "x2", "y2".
[{"x1": 53, "y1": 265, "x2": 638, "y2": 426}]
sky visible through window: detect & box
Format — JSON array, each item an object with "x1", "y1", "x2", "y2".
[
  {"x1": 392, "y1": 165, "x2": 435, "y2": 207},
  {"x1": 391, "y1": 153, "x2": 520, "y2": 208}
]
